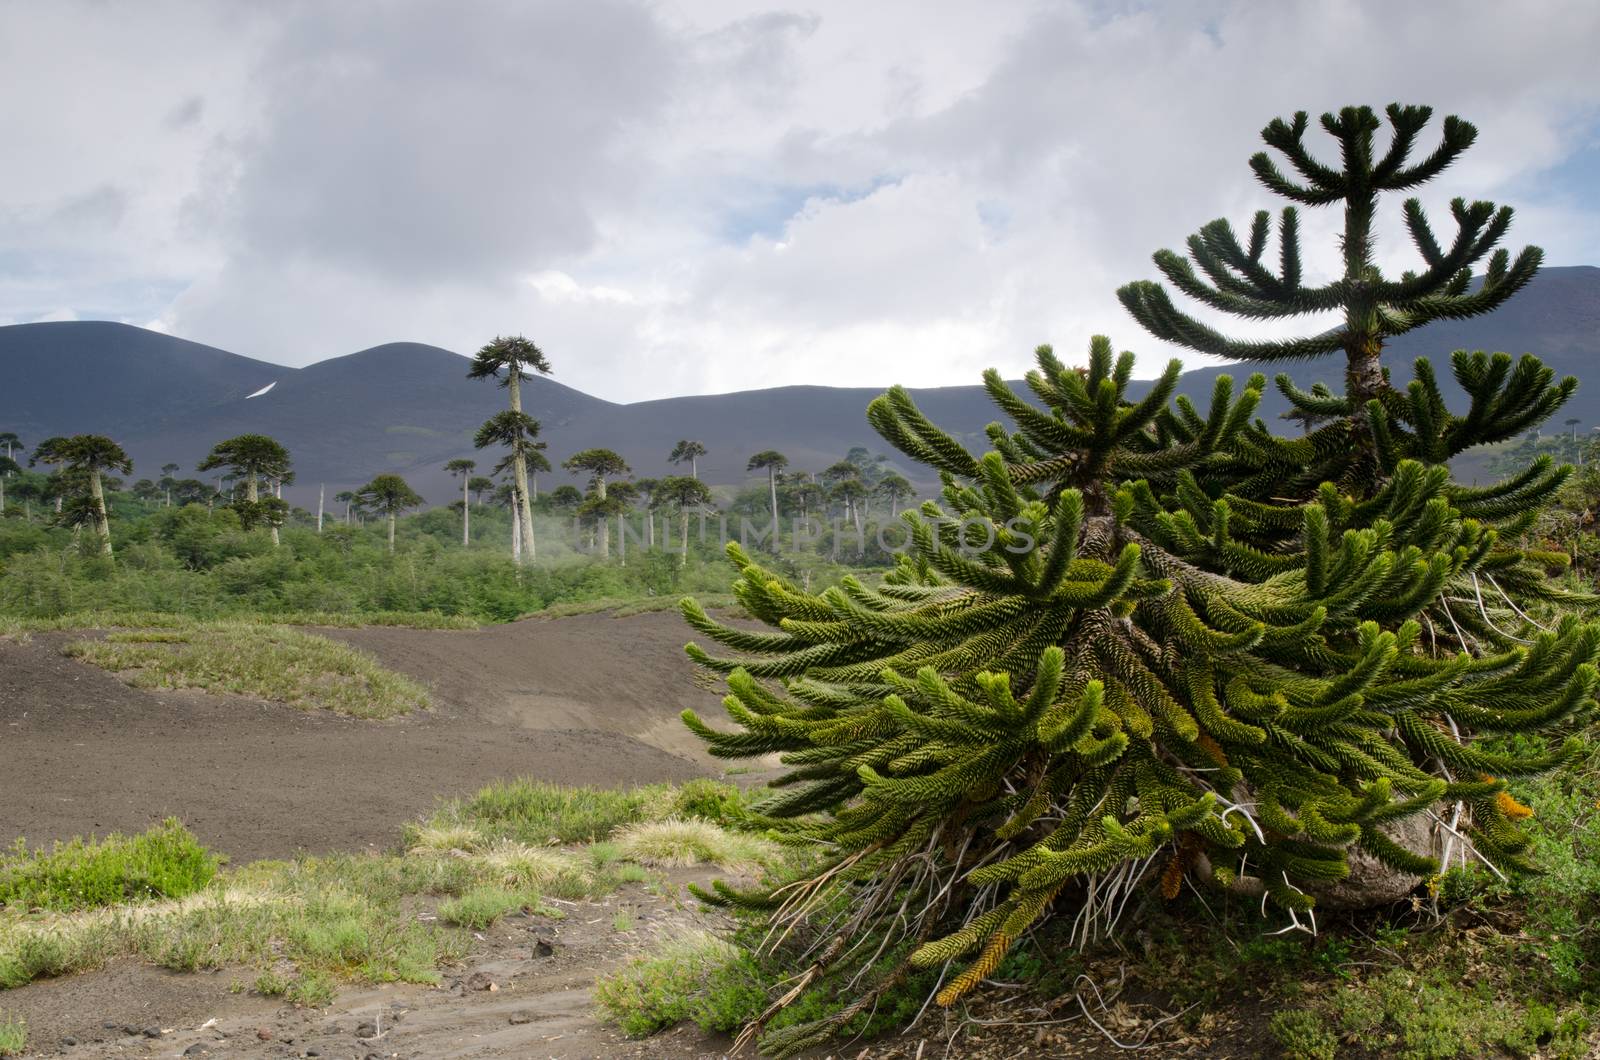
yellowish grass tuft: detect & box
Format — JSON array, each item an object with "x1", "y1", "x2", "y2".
[
  {"x1": 406, "y1": 824, "x2": 487, "y2": 854},
  {"x1": 611, "y1": 819, "x2": 778, "y2": 873},
  {"x1": 478, "y1": 842, "x2": 591, "y2": 892}
]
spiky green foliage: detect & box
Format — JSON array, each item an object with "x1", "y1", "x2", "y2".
[{"x1": 678, "y1": 104, "x2": 1597, "y2": 1056}]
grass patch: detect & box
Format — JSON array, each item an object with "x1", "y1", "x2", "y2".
[
  {"x1": 0, "y1": 853, "x2": 472, "y2": 992},
  {"x1": 0, "y1": 779, "x2": 778, "y2": 1012},
  {"x1": 437, "y1": 886, "x2": 548, "y2": 930},
  {"x1": 63, "y1": 622, "x2": 429, "y2": 718},
  {"x1": 594, "y1": 930, "x2": 767, "y2": 1038},
  {"x1": 416, "y1": 777, "x2": 755, "y2": 848},
  {"x1": 0, "y1": 1016, "x2": 22, "y2": 1057},
  {"x1": 0, "y1": 820, "x2": 217, "y2": 913},
  {"x1": 612, "y1": 820, "x2": 780, "y2": 873}
]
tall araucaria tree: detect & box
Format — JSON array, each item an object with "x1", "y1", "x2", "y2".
[
  {"x1": 474, "y1": 409, "x2": 547, "y2": 562},
  {"x1": 32, "y1": 435, "x2": 131, "y2": 556},
  {"x1": 445, "y1": 458, "x2": 477, "y2": 546},
  {"x1": 564, "y1": 448, "x2": 630, "y2": 561},
  {"x1": 357, "y1": 473, "x2": 424, "y2": 553},
  {"x1": 747, "y1": 450, "x2": 788, "y2": 547},
  {"x1": 676, "y1": 104, "x2": 1598, "y2": 1057},
  {"x1": 197, "y1": 434, "x2": 292, "y2": 546},
  {"x1": 469, "y1": 335, "x2": 552, "y2": 561},
  {"x1": 671, "y1": 439, "x2": 708, "y2": 479}
]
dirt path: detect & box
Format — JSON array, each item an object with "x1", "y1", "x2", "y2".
[{"x1": 1, "y1": 613, "x2": 726, "y2": 861}]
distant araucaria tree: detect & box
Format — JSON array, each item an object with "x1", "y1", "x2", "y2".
[
  {"x1": 654, "y1": 475, "x2": 712, "y2": 568},
  {"x1": 197, "y1": 434, "x2": 292, "y2": 545},
  {"x1": 670, "y1": 439, "x2": 708, "y2": 479},
  {"x1": 32, "y1": 435, "x2": 132, "y2": 556},
  {"x1": 564, "y1": 449, "x2": 630, "y2": 561},
  {"x1": 746, "y1": 450, "x2": 788, "y2": 548},
  {"x1": 678, "y1": 104, "x2": 1599, "y2": 1056},
  {"x1": 445, "y1": 458, "x2": 477, "y2": 546},
  {"x1": 357, "y1": 473, "x2": 424, "y2": 553},
  {"x1": 469, "y1": 336, "x2": 553, "y2": 562}
]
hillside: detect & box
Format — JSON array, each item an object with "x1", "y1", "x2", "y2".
[{"x1": 1, "y1": 266, "x2": 1595, "y2": 504}]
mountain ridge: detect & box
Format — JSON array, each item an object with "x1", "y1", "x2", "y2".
[{"x1": 2, "y1": 266, "x2": 1595, "y2": 504}]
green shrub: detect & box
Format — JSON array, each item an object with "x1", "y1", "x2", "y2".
[
  {"x1": 669, "y1": 779, "x2": 750, "y2": 828},
  {"x1": 437, "y1": 886, "x2": 538, "y2": 930},
  {"x1": 446, "y1": 780, "x2": 662, "y2": 844},
  {"x1": 0, "y1": 1015, "x2": 24, "y2": 1057},
  {"x1": 1271, "y1": 1009, "x2": 1337, "y2": 1060},
  {"x1": 0, "y1": 819, "x2": 217, "y2": 912},
  {"x1": 595, "y1": 931, "x2": 767, "y2": 1038}
]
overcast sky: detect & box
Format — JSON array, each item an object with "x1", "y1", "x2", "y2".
[{"x1": 2, "y1": 0, "x2": 1597, "y2": 402}]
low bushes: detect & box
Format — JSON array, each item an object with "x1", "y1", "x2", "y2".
[{"x1": 0, "y1": 819, "x2": 217, "y2": 913}]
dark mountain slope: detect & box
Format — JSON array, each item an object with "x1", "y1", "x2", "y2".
[
  {"x1": 0, "y1": 321, "x2": 283, "y2": 444},
  {"x1": 118, "y1": 342, "x2": 615, "y2": 489},
  {"x1": 1, "y1": 267, "x2": 1593, "y2": 503}
]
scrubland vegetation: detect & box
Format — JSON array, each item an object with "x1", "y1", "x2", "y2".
[{"x1": 0, "y1": 780, "x2": 770, "y2": 1003}]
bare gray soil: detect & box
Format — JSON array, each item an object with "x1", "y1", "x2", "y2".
[{"x1": 1, "y1": 613, "x2": 721, "y2": 862}]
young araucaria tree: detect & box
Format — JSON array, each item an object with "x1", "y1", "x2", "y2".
[{"x1": 678, "y1": 104, "x2": 1598, "y2": 1057}]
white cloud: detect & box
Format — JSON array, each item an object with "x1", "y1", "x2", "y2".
[{"x1": 1, "y1": 0, "x2": 1597, "y2": 401}]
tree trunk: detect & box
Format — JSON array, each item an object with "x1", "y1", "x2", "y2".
[
  {"x1": 89, "y1": 469, "x2": 112, "y2": 556},
  {"x1": 531, "y1": 473, "x2": 538, "y2": 501},
  {"x1": 596, "y1": 475, "x2": 610, "y2": 561},
  {"x1": 317, "y1": 483, "x2": 325, "y2": 533},
  {"x1": 461, "y1": 475, "x2": 471, "y2": 547},
  {"x1": 692, "y1": 455, "x2": 698, "y2": 480},
  {"x1": 507, "y1": 372, "x2": 537, "y2": 562},
  {"x1": 387, "y1": 512, "x2": 397, "y2": 552},
  {"x1": 680, "y1": 510, "x2": 689, "y2": 567},
  {"x1": 512, "y1": 505, "x2": 522, "y2": 563},
  {"x1": 618, "y1": 513, "x2": 626, "y2": 566},
  {"x1": 768, "y1": 468, "x2": 780, "y2": 550}
]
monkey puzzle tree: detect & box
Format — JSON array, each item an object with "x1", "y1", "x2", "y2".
[
  {"x1": 32, "y1": 435, "x2": 131, "y2": 556},
  {"x1": 469, "y1": 475, "x2": 495, "y2": 506},
  {"x1": 671, "y1": 439, "x2": 708, "y2": 479},
  {"x1": 357, "y1": 473, "x2": 423, "y2": 553},
  {"x1": 654, "y1": 474, "x2": 713, "y2": 568},
  {"x1": 564, "y1": 448, "x2": 630, "y2": 561},
  {"x1": 678, "y1": 104, "x2": 1598, "y2": 1056},
  {"x1": 747, "y1": 450, "x2": 788, "y2": 546},
  {"x1": 334, "y1": 490, "x2": 355, "y2": 525},
  {"x1": 159, "y1": 463, "x2": 181, "y2": 507},
  {"x1": 0, "y1": 454, "x2": 18, "y2": 514},
  {"x1": 474, "y1": 409, "x2": 547, "y2": 562},
  {"x1": 469, "y1": 335, "x2": 552, "y2": 559},
  {"x1": 197, "y1": 434, "x2": 292, "y2": 545},
  {"x1": 445, "y1": 458, "x2": 477, "y2": 546},
  {"x1": 875, "y1": 472, "x2": 915, "y2": 517}
]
